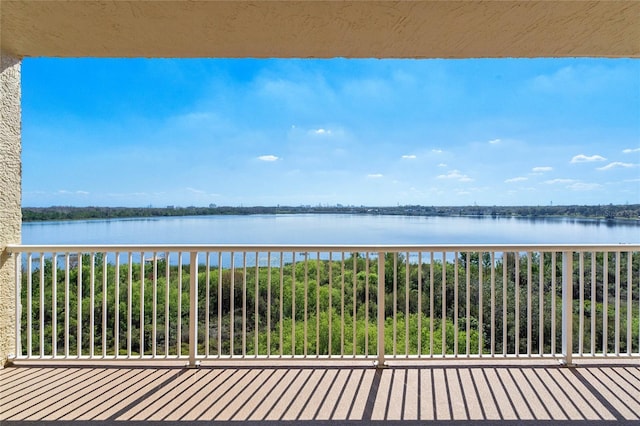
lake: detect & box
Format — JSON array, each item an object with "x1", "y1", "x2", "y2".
[{"x1": 21, "y1": 214, "x2": 640, "y2": 245}]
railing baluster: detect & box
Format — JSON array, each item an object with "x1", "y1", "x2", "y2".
[
  {"x1": 231, "y1": 251, "x2": 236, "y2": 357},
  {"x1": 139, "y1": 251, "x2": 144, "y2": 358},
  {"x1": 442, "y1": 251, "x2": 446, "y2": 356},
  {"x1": 188, "y1": 251, "x2": 198, "y2": 367},
  {"x1": 64, "y1": 253, "x2": 69, "y2": 357},
  {"x1": 315, "y1": 251, "x2": 319, "y2": 357},
  {"x1": 254, "y1": 251, "x2": 259, "y2": 357},
  {"x1": 590, "y1": 251, "x2": 596, "y2": 356},
  {"x1": 340, "y1": 252, "x2": 345, "y2": 357},
  {"x1": 405, "y1": 252, "x2": 410, "y2": 357},
  {"x1": 479, "y1": 252, "x2": 483, "y2": 356},
  {"x1": 539, "y1": 252, "x2": 544, "y2": 356},
  {"x1": 27, "y1": 253, "x2": 32, "y2": 358},
  {"x1": 278, "y1": 252, "x2": 283, "y2": 356},
  {"x1": 365, "y1": 253, "x2": 370, "y2": 357},
  {"x1": 364, "y1": 252, "x2": 372, "y2": 356},
  {"x1": 491, "y1": 252, "x2": 496, "y2": 357},
  {"x1": 417, "y1": 252, "x2": 422, "y2": 357},
  {"x1": 205, "y1": 252, "x2": 210, "y2": 357},
  {"x1": 164, "y1": 252, "x2": 169, "y2": 358},
  {"x1": 453, "y1": 253, "x2": 458, "y2": 357},
  {"x1": 579, "y1": 252, "x2": 584, "y2": 356},
  {"x1": 52, "y1": 253, "x2": 57, "y2": 358},
  {"x1": 527, "y1": 252, "x2": 532, "y2": 357},
  {"x1": 152, "y1": 252, "x2": 158, "y2": 357},
  {"x1": 377, "y1": 251, "x2": 385, "y2": 366},
  {"x1": 551, "y1": 252, "x2": 556, "y2": 355},
  {"x1": 90, "y1": 252, "x2": 95, "y2": 358},
  {"x1": 393, "y1": 253, "x2": 397, "y2": 357},
  {"x1": 328, "y1": 252, "x2": 333, "y2": 357},
  {"x1": 217, "y1": 252, "x2": 222, "y2": 357},
  {"x1": 127, "y1": 252, "x2": 132, "y2": 358},
  {"x1": 115, "y1": 252, "x2": 120, "y2": 358},
  {"x1": 615, "y1": 251, "x2": 620, "y2": 356},
  {"x1": 77, "y1": 253, "x2": 82, "y2": 357},
  {"x1": 353, "y1": 254, "x2": 357, "y2": 357},
  {"x1": 561, "y1": 251, "x2": 573, "y2": 365},
  {"x1": 515, "y1": 252, "x2": 520, "y2": 356},
  {"x1": 242, "y1": 252, "x2": 247, "y2": 357},
  {"x1": 267, "y1": 251, "x2": 272, "y2": 357},
  {"x1": 304, "y1": 253, "x2": 308, "y2": 357},
  {"x1": 103, "y1": 252, "x2": 108, "y2": 357},
  {"x1": 503, "y1": 251, "x2": 507, "y2": 356},
  {"x1": 291, "y1": 253, "x2": 296, "y2": 357},
  {"x1": 39, "y1": 252, "x2": 44, "y2": 358},
  {"x1": 603, "y1": 252, "x2": 608, "y2": 355},
  {"x1": 627, "y1": 251, "x2": 632, "y2": 355},
  {"x1": 177, "y1": 252, "x2": 182, "y2": 357},
  {"x1": 430, "y1": 252, "x2": 434, "y2": 357}
]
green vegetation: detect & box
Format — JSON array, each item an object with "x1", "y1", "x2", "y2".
[
  {"x1": 21, "y1": 251, "x2": 639, "y2": 358},
  {"x1": 21, "y1": 203, "x2": 640, "y2": 222}
]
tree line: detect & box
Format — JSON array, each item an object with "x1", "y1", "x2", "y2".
[{"x1": 22, "y1": 204, "x2": 640, "y2": 222}]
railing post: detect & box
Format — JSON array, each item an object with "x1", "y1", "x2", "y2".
[
  {"x1": 377, "y1": 251, "x2": 385, "y2": 367},
  {"x1": 189, "y1": 251, "x2": 199, "y2": 367},
  {"x1": 561, "y1": 251, "x2": 574, "y2": 366}
]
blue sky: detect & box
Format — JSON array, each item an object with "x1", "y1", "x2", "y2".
[{"x1": 22, "y1": 58, "x2": 639, "y2": 207}]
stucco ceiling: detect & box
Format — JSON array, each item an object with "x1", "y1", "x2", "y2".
[{"x1": 1, "y1": 1, "x2": 639, "y2": 59}]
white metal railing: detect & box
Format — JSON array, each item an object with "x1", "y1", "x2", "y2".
[{"x1": 5, "y1": 244, "x2": 639, "y2": 366}]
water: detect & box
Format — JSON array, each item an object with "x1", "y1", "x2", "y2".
[{"x1": 21, "y1": 214, "x2": 640, "y2": 245}]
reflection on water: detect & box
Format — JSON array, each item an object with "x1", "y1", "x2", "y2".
[{"x1": 22, "y1": 214, "x2": 639, "y2": 245}]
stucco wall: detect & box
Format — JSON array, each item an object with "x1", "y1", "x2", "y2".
[{"x1": 0, "y1": 51, "x2": 21, "y2": 367}]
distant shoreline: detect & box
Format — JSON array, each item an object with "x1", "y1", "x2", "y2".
[{"x1": 21, "y1": 204, "x2": 640, "y2": 223}]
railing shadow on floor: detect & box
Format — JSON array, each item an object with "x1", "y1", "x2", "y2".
[{"x1": 1, "y1": 362, "x2": 639, "y2": 425}]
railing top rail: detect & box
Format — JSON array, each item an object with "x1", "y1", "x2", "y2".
[{"x1": 5, "y1": 243, "x2": 640, "y2": 253}]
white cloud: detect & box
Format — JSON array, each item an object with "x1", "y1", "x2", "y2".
[
  {"x1": 596, "y1": 162, "x2": 635, "y2": 171},
  {"x1": 437, "y1": 170, "x2": 473, "y2": 182},
  {"x1": 57, "y1": 189, "x2": 89, "y2": 195},
  {"x1": 532, "y1": 166, "x2": 553, "y2": 173},
  {"x1": 107, "y1": 192, "x2": 151, "y2": 198},
  {"x1": 531, "y1": 67, "x2": 575, "y2": 91},
  {"x1": 623, "y1": 148, "x2": 640, "y2": 153},
  {"x1": 437, "y1": 163, "x2": 447, "y2": 168},
  {"x1": 529, "y1": 64, "x2": 633, "y2": 94},
  {"x1": 367, "y1": 173, "x2": 384, "y2": 179},
  {"x1": 186, "y1": 187, "x2": 206, "y2": 194},
  {"x1": 401, "y1": 154, "x2": 417, "y2": 159},
  {"x1": 505, "y1": 177, "x2": 528, "y2": 183},
  {"x1": 310, "y1": 128, "x2": 332, "y2": 136},
  {"x1": 544, "y1": 179, "x2": 577, "y2": 184},
  {"x1": 567, "y1": 182, "x2": 603, "y2": 191},
  {"x1": 488, "y1": 139, "x2": 501, "y2": 145},
  {"x1": 258, "y1": 155, "x2": 279, "y2": 162},
  {"x1": 570, "y1": 154, "x2": 606, "y2": 163},
  {"x1": 431, "y1": 149, "x2": 443, "y2": 153}
]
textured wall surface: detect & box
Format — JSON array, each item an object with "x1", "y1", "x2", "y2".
[
  {"x1": 1, "y1": 1, "x2": 639, "y2": 58},
  {"x1": 0, "y1": 52, "x2": 21, "y2": 367}
]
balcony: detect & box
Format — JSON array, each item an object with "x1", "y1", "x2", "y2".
[{"x1": 1, "y1": 243, "x2": 639, "y2": 423}]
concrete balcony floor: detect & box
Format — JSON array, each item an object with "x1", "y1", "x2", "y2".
[{"x1": 1, "y1": 360, "x2": 639, "y2": 425}]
